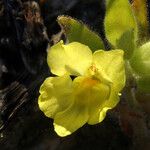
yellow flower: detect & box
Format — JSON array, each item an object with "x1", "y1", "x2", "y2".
[{"x1": 38, "y1": 41, "x2": 125, "y2": 137}]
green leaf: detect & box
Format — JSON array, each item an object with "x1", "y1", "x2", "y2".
[
  {"x1": 57, "y1": 16, "x2": 105, "y2": 52},
  {"x1": 130, "y1": 41, "x2": 150, "y2": 76},
  {"x1": 104, "y1": 0, "x2": 138, "y2": 58},
  {"x1": 137, "y1": 76, "x2": 150, "y2": 93}
]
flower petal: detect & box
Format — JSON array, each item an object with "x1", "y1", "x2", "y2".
[
  {"x1": 70, "y1": 76, "x2": 110, "y2": 127},
  {"x1": 54, "y1": 99, "x2": 89, "y2": 137},
  {"x1": 54, "y1": 76, "x2": 102, "y2": 137},
  {"x1": 93, "y1": 50, "x2": 125, "y2": 92},
  {"x1": 88, "y1": 85, "x2": 119, "y2": 125},
  {"x1": 38, "y1": 74, "x2": 73, "y2": 118},
  {"x1": 47, "y1": 41, "x2": 92, "y2": 76},
  {"x1": 87, "y1": 82, "x2": 111, "y2": 124}
]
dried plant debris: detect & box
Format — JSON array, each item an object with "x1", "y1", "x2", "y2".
[
  {"x1": 22, "y1": 1, "x2": 49, "y2": 74},
  {"x1": 23, "y1": 1, "x2": 49, "y2": 48},
  {"x1": 0, "y1": 0, "x2": 49, "y2": 132},
  {"x1": 0, "y1": 82, "x2": 28, "y2": 131},
  {"x1": 0, "y1": 0, "x2": 48, "y2": 75}
]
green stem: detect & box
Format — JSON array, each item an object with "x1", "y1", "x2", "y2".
[{"x1": 125, "y1": 60, "x2": 139, "y2": 108}]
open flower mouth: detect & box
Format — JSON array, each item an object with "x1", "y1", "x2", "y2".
[{"x1": 81, "y1": 77, "x2": 99, "y2": 88}]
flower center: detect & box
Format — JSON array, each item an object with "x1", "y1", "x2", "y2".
[
  {"x1": 89, "y1": 65, "x2": 98, "y2": 72},
  {"x1": 81, "y1": 77, "x2": 99, "y2": 89},
  {"x1": 88, "y1": 64, "x2": 98, "y2": 76},
  {"x1": 73, "y1": 64, "x2": 112, "y2": 101}
]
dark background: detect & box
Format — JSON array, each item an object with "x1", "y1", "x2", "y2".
[{"x1": 0, "y1": 0, "x2": 150, "y2": 149}]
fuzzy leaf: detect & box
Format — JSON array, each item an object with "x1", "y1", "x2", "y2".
[
  {"x1": 57, "y1": 16, "x2": 105, "y2": 52},
  {"x1": 130, "y1": 41, "x2": 150, "y2": 76},
  {"x1": 137, "y1": 76, "x2": 150, "y2": 93},
  {"x1": 104, "y1": 0, "x2": 138, "y2": 58}
]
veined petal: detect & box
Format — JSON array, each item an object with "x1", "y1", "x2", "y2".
[
  {"x1": 53, "y1": 76, "x2": 89, "y2": 137},
  {"x1": 93, "y1": 50, "x2": 125, "y2": 92},
  {"x1": 72, "y1": 76, "x2": 110, "y2": 127},
  {"x1": 104, "y1": 86, "x2": 120, "y2": 109},
  {"x1": 47, "y1": 41, "x2": 92, "y2": 76},
  {"x1": 99, "y1": 85, "x2": 119, "y2": 121},
  {"x1": 87, "y1": 82, "x2": 111, "y2": 125},
  {"x1": 54, "y1": 98, "x2": 89, "y2": 137},
  {"x1": 88, "y1": 84, "x2": 119, "y2": 125},
  {"x1": 38, "y1": 74, "x2": 73, "y2": 118},
  {"x1": 53, "y1": 75, "x2": 109, "y2": 137}
]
